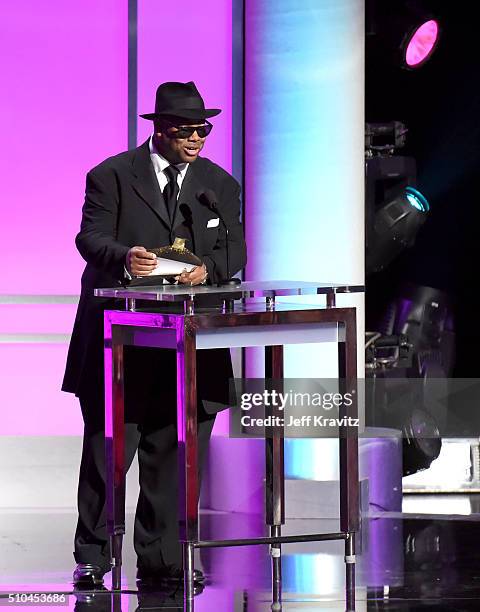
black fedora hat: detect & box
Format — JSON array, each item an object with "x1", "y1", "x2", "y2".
[{"x1": 139, "y1": 81, "x2": 221, "y2": 121}]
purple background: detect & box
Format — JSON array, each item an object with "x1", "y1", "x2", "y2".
[
  {"x1": 0, "y1": 0, "x2": 128, "y2": 295},
  {"x1": 0, "y1": 0, "x2": 233, "y2": 435}
]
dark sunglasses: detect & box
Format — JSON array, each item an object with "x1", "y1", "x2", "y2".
[{"x1": 163, "y1": 119, "x2": 213, "y2": 139}]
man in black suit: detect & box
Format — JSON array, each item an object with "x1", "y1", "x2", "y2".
[{"x1": 63, "y1": 81, "x2": 246, "y2": 587}]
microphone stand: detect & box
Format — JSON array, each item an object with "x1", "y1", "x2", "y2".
[{"x1": 209, "y1": 203, "x2": 241, "y2": 287}]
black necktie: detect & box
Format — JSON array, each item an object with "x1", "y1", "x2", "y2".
[{"x1": 163, "y1": 165, "x2": 180, "y2": 223}]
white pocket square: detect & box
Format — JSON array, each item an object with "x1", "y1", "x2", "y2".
[{"x1": 207, "y1": 217, "x2": 220, "y2": 228}]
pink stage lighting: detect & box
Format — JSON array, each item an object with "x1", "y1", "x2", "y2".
[{"x1": 405, "y1": 19, "x2": 439, "y2": 68}]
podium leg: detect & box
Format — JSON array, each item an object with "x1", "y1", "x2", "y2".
[
  {"x1": 110, "y1": 591, "x2": 122, "y2": 612},
  {"x1": 338, "y1": 313, "x2": 358, "y2": 610},
  {"x1": 345, "y1": 532, "x2": 356, "y2": 611},
  {"x1": 265, "y1": 345, "x2": 284, "y2": 610},
  {"x1": 104, "y1": 318, "x2": 126, "y2": 591},
  {"x1": 176, "y1": 320, "x2": 198, "y2": 604},
  {"x1": 183, "y1": 541, "x2": 195, "y2": 606},
  {"x1": 338, "y1": 317, "x2": 359, "y2": 533},
  {"x1": 111, "y1": 534, "x2": 123, "y2": 592}
]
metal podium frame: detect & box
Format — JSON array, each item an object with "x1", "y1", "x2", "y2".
[{"x1": 97, "y1": 281, "x2": 363, "y2": 610}]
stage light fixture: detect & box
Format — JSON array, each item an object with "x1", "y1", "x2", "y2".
[
  {"x1": 367, "y1": 1, "x2": 440, "y2": 69},
  {"x1": 365, "y1": 125, "x2": 431, "y2": 275},
  {"x1": 366, "y1": 184, "x2": 430, "y2": 276},
  {"x1": 403, "y1": 408, "x2": 442, "y2": 476},
  {"x1": 404, "y1": 19, "x2": 440, "y2": 68}
]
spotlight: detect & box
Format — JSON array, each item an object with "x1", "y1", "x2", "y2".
[
  {"x1": 367, "y1": 1, "x2": 440, "y2": 69},
  {"x1": 404, "y1": 19, "x2": 440, "y2": 69},
  {"x1": 365, "y1": 148, "x2": 430, "y2": 276},
  {"x1": 403, "y1": 408, "x2": 442, "y2": 476},
  {"x1": 365, "y1": 340, "x2": 443, "y2": 477},
  {"x1": 366, "y1": 185, "x2": 429, "y2": 275},
  {"x1": 365, "y1": 126, "x2": 430, "y2": 276}
]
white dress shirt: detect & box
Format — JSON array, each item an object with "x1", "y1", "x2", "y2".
[{"x1": 149, "y1": 135, "x2": 189, "y2": 194}]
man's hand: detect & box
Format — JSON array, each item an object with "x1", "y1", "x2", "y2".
[
  {"x1": 126, "y1": 246, "x2": 157, "y2": 276},
  {"x1": 177, "y1": 263, "x2": 208, "y2": 286}
]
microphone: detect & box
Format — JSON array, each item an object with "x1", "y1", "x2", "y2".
[{"x1": 197, "y1": 190, "x2": 241, "y2": 286}]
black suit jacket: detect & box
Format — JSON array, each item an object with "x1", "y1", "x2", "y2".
[{"x1": 62, "y1": 140, "x2": 247, "y2": 414}]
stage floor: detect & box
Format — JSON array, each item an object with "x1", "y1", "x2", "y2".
[{"x1": 2, "y1": 500, "x2": 480, "y2": 611}]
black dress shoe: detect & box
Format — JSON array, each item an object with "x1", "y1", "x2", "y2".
[
  {"x1": 136, "y1": 565, "x2": 205, "y2": 586},
  {"x1": 73, "y1": 563, "x2": 108, "y2": 586}
]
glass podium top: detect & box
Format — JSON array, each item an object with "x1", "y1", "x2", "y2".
[{"x1": 95, "y1": 280, "x2": 364, "y2": 302}]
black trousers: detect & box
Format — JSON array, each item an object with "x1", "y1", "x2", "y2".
[{"x1": 73, "y1": 348, "x2": 216, "y2": 572}]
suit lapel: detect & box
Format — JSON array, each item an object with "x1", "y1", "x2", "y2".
[{"x1": 131, "y1": 140, "x2": 170, "y2": 229}]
